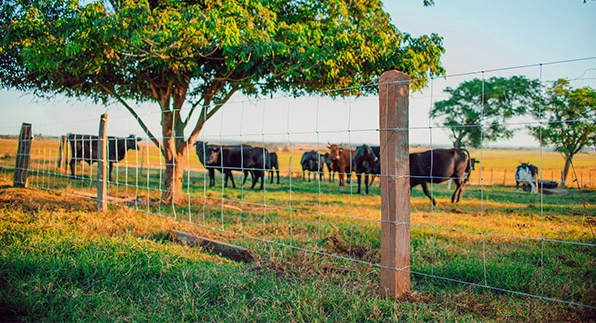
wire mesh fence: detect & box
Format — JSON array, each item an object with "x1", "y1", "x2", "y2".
[{"x1": 1, "y1": 60, "x2": 595, "y2": 310}]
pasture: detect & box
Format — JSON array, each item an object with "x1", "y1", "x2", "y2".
[{"x1": 0, "y1": 137, "x2": 595, "y2": 321}]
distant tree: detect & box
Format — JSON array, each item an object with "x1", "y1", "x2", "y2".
[
  {"x1": 430, "y1": 76, "x2": 541, "y2": 148},
  {"x1": 528, "y1": 79, "x2": 596, "y2": 187},
  {"x1": 0, "y1": 0, "x2": 445, "y2": 203}
]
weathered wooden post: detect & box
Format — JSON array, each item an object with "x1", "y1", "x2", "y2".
[
  {"x1": 503, "y1": 169, "x2": 507, "y2": 186},
  {"x1": 379, "y1": 70, "x2": 410, "y2": 298},
  {"x1": 57, "y1": 135, "x2": 68, "y2": 171},
  {"x1": 97, "y1": 114, "x2": 108, "y2": 211},
  {"x1": 13, "y1": 123, "x2": 33, "y2": 188}
]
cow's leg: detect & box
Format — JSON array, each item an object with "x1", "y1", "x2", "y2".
[
  {"x1": 108, "y1": 162, "x2": 114, "y2": 182},
  {"x1": 338, "y1": 172, "x2": 345, "y2": 186},
  {"x1": 69, "y1": 159, "x2": 77, "y2": 179},
  {"x1": 276, "y1": 169, "x2": 280, "y2": 184},
  {"x1": 224, "y1": 170, "x2": 236, "y2": 188},
  {"x1": 364, "y1": 173, "x2": 370, "y2": 195},
  {"x1": 208, "y1": 169, "x2": 215, "y2": 187},
  {"x1": 451, "y1": 179, "x2": 464, "y2": 203},
  {"x1": 420, "y1": 182, "x2": 437, "y2": 207},
  {"x1": 356, "y1": 173, "x2": 362, "y2": 194},
  {"x1": 251, "y1": 170, "x2": 265, "y2": 190},
  {"x1": 242, "y1": 170, "x2": 251, "y2": 187},
  {"x1": 530, "y1": 181, "x2": 537, "y2": 194}
]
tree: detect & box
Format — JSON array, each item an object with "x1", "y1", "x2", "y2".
[
  {"x1": 430, "y1": 76, "x2": 541, "y2": 148},
  {"x1": 528, "y1": 79, "x2": 596, "y2": 187},
  {"x1": 0, "y1": 0, "x2": 445, "y2": 204}
]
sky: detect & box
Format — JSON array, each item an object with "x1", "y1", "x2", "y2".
[{"x1": 1, "y1": 0, "x2": 595, "y2": 149}]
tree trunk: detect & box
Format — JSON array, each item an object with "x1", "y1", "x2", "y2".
[
  {"x1": 561, "y1": 154, "x2": 572, "y2": 188},
  {"x1": 161, "y1": 147, "x2": 188, "y2": 205}
]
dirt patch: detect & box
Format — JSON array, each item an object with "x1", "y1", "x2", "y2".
[{"x1": 0, "y1": 184, "x2": 96, "y2": 213}]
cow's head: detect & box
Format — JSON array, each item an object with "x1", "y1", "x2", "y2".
[
  {"x1": 328, "y1": 144, "x2": 341, "y2": 161},
  {"x1": 126, "y1": 135, "x2": 141, "y2": 150},
  {"x1": 204, "y1": 146, "x2": 221, "y2": 165}
]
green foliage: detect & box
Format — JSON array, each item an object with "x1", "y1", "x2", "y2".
[
  {"x1": 430, "y1": 76, "x2": 541, "y2": 148},
  {"x1": 527, "y1": 79, "x2": 596, "y2": 184},
  {"x1": 1, "y1": 0, "x2": 445, "y2": 101},
  {"x1": 528, "y1": 79, "x2": 596, "y2": 158},
  {"x1": 0, "y1": 0, "x2": 446, "y2": 202}
]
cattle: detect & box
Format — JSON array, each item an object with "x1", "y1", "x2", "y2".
[
  {"x1": 68, "y1": 133, "x2": 141, "y2": 182},
  {"x1": 195, "y1": 141, "x2": 226, "y2": 187},
  {"x1": 327, "y1": 144, "x2": 354, "y2": 187},
  {"x1": 352, "y1": 144, "x2": 380, "y2": 194},
  {"x1": 268, "y1": 152, "x2": 280, "y2": 184},
  {"x1": 301, "y1": 150, "x2": 325, "y2": 182},
  {"x1": 515, "y1": 163, "x2": 539, "y2": 194},
  {"x1": 240, "y1": 146, "x2": 270, "y2": 190},
  {"x1": 409, "y1": 148, "x2": 471, "y2": 207},
  {"x1": 201, "y1": 143, "x2": 269, "y2": 190}
]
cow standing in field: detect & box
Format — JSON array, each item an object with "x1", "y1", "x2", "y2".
[
  {"x1": 195, "y1": 141, "x2": 230, "y2": 187},
  {"x1": 268, "y1": 152, "x2": 280, "y2": 184},
  {"x1": 301, "y1": 150, "x2": 325, "y2": 182},
  {"x1": 68, "y1": 133, "x2": 141, "y2": 182},
  {"x1": 409, "y1": 148, "x2": 471, "y2": 207},
  {"x1": 201, "y1": 143, "x2": 269, "y2": 190},
  {"x1": 515, "y1": 163, "x2": 538, "y2": 194},
  {"x1": 327, "y1": 144, "x2": 354, "y2": 187},
  {"x1": 352, "y1": 144, "x2": 380, "y2": 194}
]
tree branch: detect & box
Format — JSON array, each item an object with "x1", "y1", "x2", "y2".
[{"x1": 94, "y1": 80, "x2": 163, "y2": 154}]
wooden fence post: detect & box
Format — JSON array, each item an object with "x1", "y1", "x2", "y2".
[
  {"x1": 57, "y1": 135, "x2": 68, "y2": 171},
  {"x1": 13, "y1": 123, "x2": 33, "y2": 188},
  {"x1": 97, "y1": 114, "x2": 108, "y2": 211},
  {"x1": 503, "y1": 169, "x2": 507, "y2": 186},
  {"x1": 379, "y1": 70, "x2": 410, "y2": 299}
]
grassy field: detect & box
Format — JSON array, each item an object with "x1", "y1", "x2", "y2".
[{"x1": 1, "y1": 138, "x2": 595, "y2": 321}]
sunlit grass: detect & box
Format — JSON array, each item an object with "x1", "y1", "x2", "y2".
[{"x1": 1, "y1": 139, "x2": 596, "y2": 321}]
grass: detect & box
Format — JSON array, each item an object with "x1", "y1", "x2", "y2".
[{"x1": 1, "y1": 139, "x2": 596, "y2": 321}]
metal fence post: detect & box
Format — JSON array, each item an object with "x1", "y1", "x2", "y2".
[
  {"x1": 97, "y1": 114, "x2": 108, "y2": 211},
  {"x1": 379, "y1": 70, "x2": 411, "y2": 298},
  {"x1": 13, "y1": 123, "x2": 33, "y2": 188}
]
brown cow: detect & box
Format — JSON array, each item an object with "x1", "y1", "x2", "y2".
[{"x1": 327, "y1": 144, "x2": 354, "y2": 187}]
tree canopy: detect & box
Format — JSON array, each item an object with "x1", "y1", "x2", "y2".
[
  {"x1": 0, "y1": 0, "x2": 446, "y2": 202},
  {"x1": 528, "y1": 79, "x2": 596, "y2": 186},
  {"x1": 429, "y1": 76, "x2": 541, "y2": 148}
]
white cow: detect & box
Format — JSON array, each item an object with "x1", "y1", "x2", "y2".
[{"x1": 515, "y1": 163, "x2": 539, "y2": 194}]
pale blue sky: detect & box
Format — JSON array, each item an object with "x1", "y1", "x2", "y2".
[{"x1": 1, "y1": 0, "x2": 595, "y2": 148}]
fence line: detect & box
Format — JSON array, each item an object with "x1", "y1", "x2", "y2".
[{"x1": 1, "y1": 61, "x2": 595, "y2": 312}]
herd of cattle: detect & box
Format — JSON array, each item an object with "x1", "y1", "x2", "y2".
[{"x1": 66, "y1": 133, "x2": 544, "y2": 206}]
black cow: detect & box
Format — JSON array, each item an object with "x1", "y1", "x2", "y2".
[
  {"x1": 301, "y1": 150, "x2": 325, "y2": 182},
  {"x1": 409, "y1": 148, "x2": 471, "y2": 207},
  {"x1": 202, "y1": 143, "x2": 269, "y2": 190},
  {"x1": 240, "y1": 146, "x2": 270, "y2": 190},
  {"x1": 268, "y1": 152, "x2": 280, "y2": 184},
  {"x1": 68, "y1": 133, "x2": 141, "y2": 181},
  {"x1": 195, "y1": 141, "x2": 229, "y2": 187},
  {"x1": 352, "y1": 144, "x2": 380, "y2": 194}
]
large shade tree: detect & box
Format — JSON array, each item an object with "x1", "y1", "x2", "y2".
[
  {"x1": 430, "y1": 76, "x2": 541, "y2": 148},
  {"x1": 1, "y1": 0, "x2": 445, "y2": 203},
  {"x1": 528, "y1": 79, "x2": 596, "y2": 187}
]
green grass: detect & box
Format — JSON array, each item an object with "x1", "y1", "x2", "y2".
[{"x1": 1, "y1": 167, "x2": 595, "y2": 322}]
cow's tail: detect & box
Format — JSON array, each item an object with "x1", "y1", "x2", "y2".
[{"x1": 462, "y1": 148, "x2": 472, "y2": 184}]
